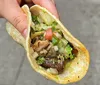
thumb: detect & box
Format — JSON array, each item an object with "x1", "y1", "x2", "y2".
[{"x1": 2, "y1": 0, "x2": 27, "y2": 37}]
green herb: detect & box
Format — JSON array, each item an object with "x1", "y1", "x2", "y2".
[
  {"x1": 32, "y1": 15, "x2": 40, "y2": 24},
  {"x1": 37, "y1": 56, "x2": 45, "y2": 65},
  {"x1": 52, "y1": 21, "x2": 58, "y2": 26},
  {"x1": 64, "y1": 55, "x2": 69, "y2": 59},
  {"x1": 65, "y1": 44, "x2": 74, "y2": 59},
  {"x1": 40, "y1": 34, "x2": 44, "y2": 40},
  {"x1": 57, "y1": 30, "x2": 63, "y2": 35},
  {"x1": 52, "y1": 37, "x2": 59, "y2": 45},
  {"x1": 52, "y1": 27, "x2": 56, "y2": 31},
  {"x1": 66, "y1": 44, "x2": 73, "y2": 54},
  {"x1": 51, "y1": 21, "x2": 58, "y2": 31},
  {"x1": 69, "y1": 53, "x2": 74, "y2": 59},
  {"x1": 58, "y1": 40, "x2": 66, "y2": 54}
]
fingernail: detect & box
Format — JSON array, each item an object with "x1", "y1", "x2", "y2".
[{"x1": 22, "y1": 28, "x2": 28, "y2": 38}]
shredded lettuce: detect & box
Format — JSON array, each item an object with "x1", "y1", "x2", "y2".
[
  {"x1": 40, "y1": 23, "x2": 52, "y2": 30},
  {"x1": 40, "y1": 11, "x2": 54, "y2": 25},
  {"x1": 32, "y1": 23, "x2": 52, "y2": 31},
  {"x1": 58, "y1": 38, "x2": 68, "y2": 49},
  {"x1": 59, "y1": 48, "x2": 65, "y2": 53},
  {"x1": 35, "y1": 24, "x2": 43, "y2": 31},
  {"x1": 61, "y1": 39, "x2": 68, "y2": 46},
  {"x1": 32, "y1": 15, "x2": 40, "y2": 24}
]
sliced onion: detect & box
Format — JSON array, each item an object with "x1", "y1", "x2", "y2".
[
  {"x1": 53, "y1": 46, "x2": 58, "y2": 51},
  {"x1": 40, "y1": 49, "x2": 47, "y2": 54},
  {"x1": 53, "y1": 32, "x2": 62, "y2": 39},
  {"x1": 33, "y1": 52, "x2": 38, "y2": 59},
  {"x1": 47, "y1": 68, "x2": 58, "y2": 75}
]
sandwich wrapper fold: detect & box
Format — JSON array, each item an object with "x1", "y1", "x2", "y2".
[{"x1": 6, "y1": 5, "x2": 90, "y2": 84}]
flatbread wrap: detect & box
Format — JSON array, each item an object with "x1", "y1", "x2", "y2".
[{"x1": 6, "y1": 5, "x2": 90, "y2": 84}]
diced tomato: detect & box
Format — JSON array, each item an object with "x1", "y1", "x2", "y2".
[{"x1": 45, "y1": 28, "x2": 53, "y2": 40}]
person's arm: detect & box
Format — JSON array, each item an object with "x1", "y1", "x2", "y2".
[{"x1": 0, "y1": 0, "x2": 58, "y2": 37}]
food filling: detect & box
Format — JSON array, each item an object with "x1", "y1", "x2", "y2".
[{"x1": 31, "y1": 14, "x2": 78, "y2": 74}]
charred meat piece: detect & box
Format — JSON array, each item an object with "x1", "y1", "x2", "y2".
[
  {"x1": 46, "y1": 48, "x2": 57, "y2": 58},
  {"x1": 46, "y1": 43, "x2": 52, "y2": 51},
  {"x1": 72, "y1": 49, "x2": 78, "y2": 56},
  {"x1": 32, "y1": 40, "x2": 49, "y2": 52},
  {"x1": 31, "y1": 38, "x2": 36, "y2": 44},
  {"x1": 41, "y1": 58, "x2": 65, "y2": 74},
  {"x1": 41, "y1": 47, "x2": 65, "y2": 73},
  {"x1": 40, "y1": 49, "x2": 47, "y2": 55}
]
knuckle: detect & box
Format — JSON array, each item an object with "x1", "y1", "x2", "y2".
[
  {"x1": 12, "y1": 15, "x2": 25, "y2": 33},
  {"x1": 13, "y1": 15, "x2": 22, "y2": 27}
]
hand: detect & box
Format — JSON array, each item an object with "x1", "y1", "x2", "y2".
[{"x1": 0, "y1": 0, "x2": 58, "y2": 38}]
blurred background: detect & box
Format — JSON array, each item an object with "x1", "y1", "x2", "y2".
[{"x1": 0, "y1": 0, "x2": 99, "y2": 85}]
